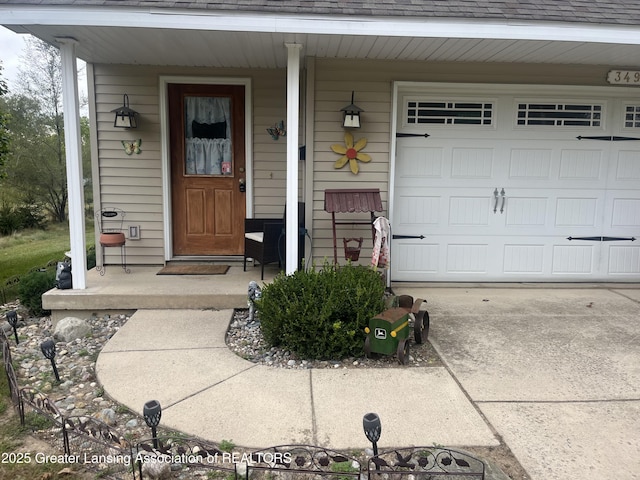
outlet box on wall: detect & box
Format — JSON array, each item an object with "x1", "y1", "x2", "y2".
[{"x1": 128, "y1": 225, "x2": 141, "y2": 240}]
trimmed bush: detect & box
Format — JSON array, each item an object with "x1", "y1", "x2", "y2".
[
  {"x1": 18, "y1": 270, "x2": 55, "y2": 316},
  {"x1": 256, "y1": 263, "x2": 386, "y2": 360}
]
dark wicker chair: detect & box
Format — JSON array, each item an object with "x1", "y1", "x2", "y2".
[
  {"x1": 243, "y1": 218, "x2": 284, "y2": 280},
  {"x1": 243, "y1": 202, "x2": 305, "y2": 280}
]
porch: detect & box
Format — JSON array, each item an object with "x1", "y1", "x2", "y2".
[{"x1": 42, "y1": 261, "x2": 280, "y2": 323}]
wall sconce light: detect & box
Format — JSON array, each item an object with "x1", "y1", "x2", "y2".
[
  {"x1": 341, "y1": 91, "x2": 363, "y2": 128},
  {"x1": 111, "y1": 94, "x2": 138, "y2": 128}
]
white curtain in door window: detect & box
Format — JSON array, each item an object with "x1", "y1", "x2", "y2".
[{"x1": 184, "y1": 96, "x2": 232, "y2": 175}]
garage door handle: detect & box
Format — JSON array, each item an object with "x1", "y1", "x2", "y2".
[
  {"x1": 493, "y1": 188, "x2": 499, "y2": 213},
  {"x1": 500, "y1": 188, "x2": 506, "y2": 213}
]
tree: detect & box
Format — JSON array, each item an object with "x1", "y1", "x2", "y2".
[
  {"x1": 2, "y1": 93, "x2": 67, "y2": 221},
  {"x1": 0, "y1": 62, "x2": 9, "y2": 178},
  {"x1": 0, "y1": 38, "x2": 68, "y2": 222},
  {"x1": 0, "y1": 37, "x2": 92, "y2": 226}
]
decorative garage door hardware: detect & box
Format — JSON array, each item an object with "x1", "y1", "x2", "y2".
[
  {"x1": 493, "y1": 188, "x2": 506, "y2": 214},
  {"x1": 395, "y1": 132, "x2": 430, "y2": 138},
  {"x1": 576, "y1": 135, "x2": 640, "y2": 141},
  {"x1": 567, "y1": 236, "x2": 636, "y2": 242},
  {"x1": 392, "y1": 234, "x2": 426, "y2": 239}
]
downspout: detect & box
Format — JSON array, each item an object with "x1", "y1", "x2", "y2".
[
  {"x1": 285, "y1": 43, "x2": 302, "y2": 275},
  {"x1": 56, "y1": 37, "x2": 87, "y2": 289}
]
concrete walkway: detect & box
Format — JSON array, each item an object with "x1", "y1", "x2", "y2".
[{"x1": 95, "y1": 286, "x2": 640, "y2": 480}]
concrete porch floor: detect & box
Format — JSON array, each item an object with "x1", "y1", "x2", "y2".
[
  {"x1": 42, "y1": 262, "x2": 281, "y2": 322},
  {"x1": 43, "y1": 260, "x2": 640, "y2": 323}
]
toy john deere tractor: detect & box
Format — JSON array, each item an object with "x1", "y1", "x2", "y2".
[{"x1": 363, "y1": 295, "x2": 429, "y2": 365}]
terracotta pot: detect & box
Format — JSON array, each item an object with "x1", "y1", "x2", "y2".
[{"x1": 100, "y1": 232, "x2": 126, "y2": 246}]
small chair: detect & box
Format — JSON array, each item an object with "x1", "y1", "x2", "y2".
[
  {"x1": 244, "y1": 218, "x2": 284, "y2": 280},
  {"x1": 96, "y1": 207, "x2": 130, "y2": 275},
  {"x1": 243, "y1": 202, "x2": 305, "y2": 280}
]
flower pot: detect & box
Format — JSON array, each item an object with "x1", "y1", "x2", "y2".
[{"x1": 100, "y1": 232, "x2": 126, "y2": 247}]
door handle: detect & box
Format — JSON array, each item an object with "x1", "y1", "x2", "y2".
[
  {"x1": 493, "y1": 188, "x2": 499, "y2": 213},
  {"x1": 500, "y1": 188, "x2": 506, "y2": 213},
  {"x1": 239, "y1": 178, "x2": 246, "y2": 192}
]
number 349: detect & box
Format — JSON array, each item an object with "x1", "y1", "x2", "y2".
[{"x1": 608, "y1": 70, "x2": 640, "y2": 84}]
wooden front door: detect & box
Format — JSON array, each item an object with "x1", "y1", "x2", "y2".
[{"x1": 169, "y1": 83, "x2": 246, "y2": 256}]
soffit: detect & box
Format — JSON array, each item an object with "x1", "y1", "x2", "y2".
[{"x1": 11, "y1": 24, "x2": 640, "y2": 68}]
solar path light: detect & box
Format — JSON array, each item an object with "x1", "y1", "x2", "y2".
[
  {"x1": 40, "y1": 339, "x2": 60, "y2": 381},
  {"x1": 363, "y1": 412, "x2": 381, "y2": 461},
  {"x1": 143, "y1": 400, "x2": 162, "y2": 448},
  {"x1": 6, "y1": 310, "x2": 18, "y2": 344}
]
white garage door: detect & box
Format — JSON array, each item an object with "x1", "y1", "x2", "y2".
[{"x1": 391, "y1": 84, "x2": 640, "y2": 282}]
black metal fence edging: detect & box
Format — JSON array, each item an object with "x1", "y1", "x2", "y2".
[{"x1": 2, "y1": 329, "x2": 485, "y2": 480}]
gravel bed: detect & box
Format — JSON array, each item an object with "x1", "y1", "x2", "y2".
[{"x1": 226, "y1": 308, "x2": 443, "y2": 369}]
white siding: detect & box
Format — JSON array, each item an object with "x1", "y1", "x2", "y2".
[
  {"x1": 309, "y1": 59, "x2": 613, "y2": 267},
  {"x1": 92, "y1": 64, "x2": 289, "y2": 265},
  {"x1": 92, "y1": 59, "x2": 613, "y2": 267}
]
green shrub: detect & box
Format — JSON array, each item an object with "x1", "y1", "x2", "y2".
[
  {"x1": 18, "y1": 270, "x2": 55, "y2": 316},
  {"x1": 86, "y1": 244, "x2": 96, "y2": 270},
  {"x1": 0, "y1": 201, "x2": 47, "y2": 235},
  {"x1": 256, "y1": 263, "x2": 386, "y2": 360},
  {"x1": 0, "y1": 203, "x2": 21, "y2": 235}
]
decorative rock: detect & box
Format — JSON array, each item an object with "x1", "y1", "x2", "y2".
[
  {"x1": 54, "y1": 317, "x2": 91, "y2": 342},
  {"x1": 126, "y1": 419, "x2": 138, "y2": 428},
  {"x1": 96, "y1": 407, "x2": 117, "y2": 426},
  {"x1": 142, "y1": 459, "x2": 172, "y2": 479}
]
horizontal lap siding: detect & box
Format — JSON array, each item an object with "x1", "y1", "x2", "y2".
[
  {"x1": 312, "y1": 59, "x2": 391, "y2": 266},
  {"x1": 94, "y1": 65, "x2": 162, "y2": 265},
  {"x1": 93, "y1": 64, "x2": 288, "y2": 264},
  {"x1": 310, "y1": 59, "x2": 612, "y2": 266}
]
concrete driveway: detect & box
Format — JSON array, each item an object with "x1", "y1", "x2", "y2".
[{"x1": 393, "y1": 286, "x2": 640, "y2": 480}]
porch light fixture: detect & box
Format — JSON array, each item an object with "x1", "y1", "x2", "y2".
[
  {"x1": 363, "y1": 412, "x2": 381, "y2": 459},
  {"x1": 6, "y1": 310, "x2": 19, "y2": 344},
  {"x1": 40, "y1": 339, "x2": 60, "y2": 381},
  {"x1": 111, "y1": 94, "x2": 138, "y2": 128},
  {"x1": 341, "y1": 91, "x2": 363, "y2": 128},
  {"x1": 143, "y1": 400, "x2": 162, "y2": 448}
]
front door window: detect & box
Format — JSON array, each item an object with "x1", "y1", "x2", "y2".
[{"x1": 184, "y1": 96, "x2": 233, "y2": 175}]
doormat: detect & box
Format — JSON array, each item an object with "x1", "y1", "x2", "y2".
[{"x1": 157, "y1": 264, "x2": 230, "y2": 275}]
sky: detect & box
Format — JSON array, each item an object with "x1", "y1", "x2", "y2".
[
  {"x1": 0, "y1": 26, "x2": 27, "y2": 91},
  {"x1": 0, "y1": 25, "x2": 87, "y2": 98}
]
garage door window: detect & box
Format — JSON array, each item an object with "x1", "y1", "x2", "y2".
[
  {"x1": 517, "y1": 103, "x2": 602, "y2": 127},
  {"x1": 624, "y1": 105, "x2": 640, "y2": 128},
  {"x1": 406, "y1": 100, "x2": 493, "y2": 125}
]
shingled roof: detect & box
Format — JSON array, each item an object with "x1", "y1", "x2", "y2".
[{"x1": 3, "y1": 0, "x2": 640, "y2": 26}]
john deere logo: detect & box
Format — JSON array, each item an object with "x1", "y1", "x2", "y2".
[{"x1": 374, "y1": 328, "x2": 387, "y2": 339}]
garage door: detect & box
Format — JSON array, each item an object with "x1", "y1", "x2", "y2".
[{"x1": 391, "y1": 84, "x2": 640, "y2": 282}]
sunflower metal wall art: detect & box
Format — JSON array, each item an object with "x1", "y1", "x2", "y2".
[{"x1": 331, "y1": 132, "x2": 371, "y2": 174}]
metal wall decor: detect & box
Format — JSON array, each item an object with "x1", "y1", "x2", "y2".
[
  {"x1": 122, "y1": 139, "x2": 142, "y2": 155},
  {"x1": 331, "y1": 131, "x2": 371, "y2": 174},
  {"x1": 266, "y1": 120, "x2": 286, "y2": 140}
]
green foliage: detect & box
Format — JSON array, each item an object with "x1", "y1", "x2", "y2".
[
  {"x1": 0, "y1": 64, "x2": 9, "y2": 178},
  {"x1": 0, "y1": 201, "x2": 46, "y2": 235},
  {"x1": 219, "y1": 439, "x2": 236, "y2": 452},
  {"x1": 86, "y1": 244, "x2": 96, "y2": 270},
  {"x1": 17, "y1": 269, "x2": 55, "y2": 316},
  {"x1": 256, "y1": 263, "x2": 386, "y2": 360}
]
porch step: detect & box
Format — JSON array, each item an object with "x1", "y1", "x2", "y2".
[{"x1": 43, "y1": 265, "x2": 279, "y2": 323}]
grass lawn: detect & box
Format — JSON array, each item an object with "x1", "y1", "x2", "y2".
[{"x1": 0, "y1": 222, "x2": 95, "y2": 303}]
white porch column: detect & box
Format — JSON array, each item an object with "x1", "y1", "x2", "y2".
[
  {"x1": 57, "y1": 37, "x2": 87, "y2": 289},
  {"x1": 285, "y1": 43, "x2": 302, "y2": 275}
]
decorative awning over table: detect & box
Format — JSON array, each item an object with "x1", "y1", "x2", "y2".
[{"x1": 324, "y1": 189, "x2": 384, "y2": 264}]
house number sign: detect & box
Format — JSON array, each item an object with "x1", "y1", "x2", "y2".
[{"x1": 607, "y1": 70, "x2": 640, "y2": 86}]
